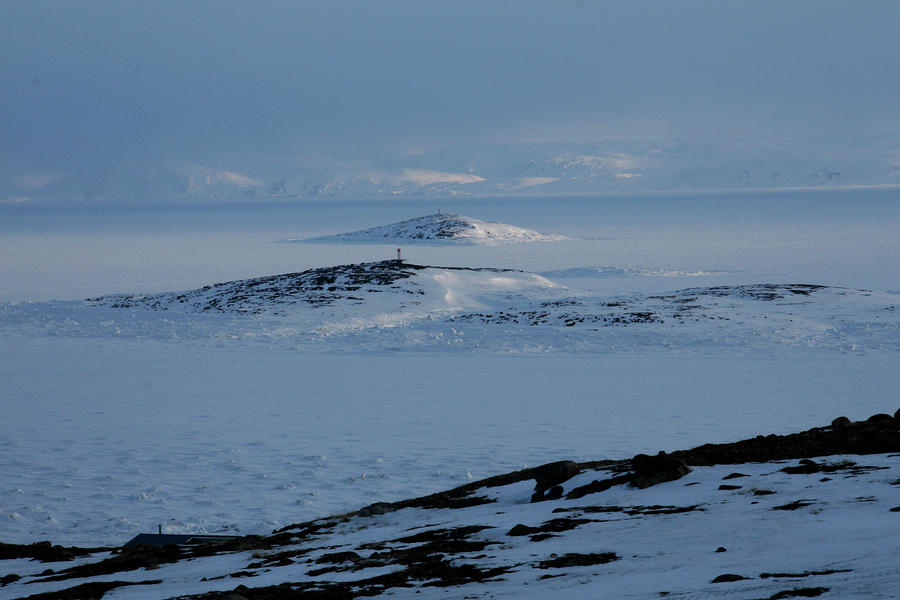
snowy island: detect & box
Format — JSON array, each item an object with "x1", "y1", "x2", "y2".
[{"x1": 293, "y1": 213, "x2": 566, "y2": 245}]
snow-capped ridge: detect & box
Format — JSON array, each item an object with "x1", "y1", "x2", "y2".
[{"x1": 297, "y1": 213, "x2": 566, "y2": 245}]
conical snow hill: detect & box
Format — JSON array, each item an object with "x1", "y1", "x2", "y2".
[{"x1": 299, "y1": 213, "x2": 566, "y2": 245}]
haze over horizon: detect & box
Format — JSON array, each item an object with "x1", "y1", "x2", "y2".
[{"x1": 3, "y1": 1, "x2": 900, "y2": 202}]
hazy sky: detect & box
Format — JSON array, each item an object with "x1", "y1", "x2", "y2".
[{"x1": 3, "y1": 0, "x2": 900, "y2": 172}]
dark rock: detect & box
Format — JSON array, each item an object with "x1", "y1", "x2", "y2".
[
  {"x1": 33, "y1": 544, "x2": 182, "y2": 583},
  {"x1": 1, "y1": 573, "x2": 21, "y2": 586},
  {"x1": 768, "y1": 587, "x2": 829, "y2": 599},
  {"x1": 358, "y1": 502, "x2": 394, "y2": 517},
  {"x1": 227, "y1": 571, "x2": 257, "y2": 579},
  {"x1": 889, "y1": 506, "x2": 900, "y2": 512},
  {"x1": 895, "y1": 408, "x2": 900, "y2": 420},
  {"x1": 507, "y1": 524, "x2": 533, "y2": 536},
  {"x1": 315, "y1": 551, "x2": 362, "y2": 564},
  {"x1": 781, "y1": 459, "x2": 821, "y2": 474},
  {"x1": 630, "y1": 453, "x2": 691, "y2": 489},
  {"x1": 760, "y1": 569, "x2": 850, "y2": 579},
  {"x1": 566, "y1": 474, "x2": 631, "y2": 500},
  {"x1": 507, "y1": 518, "x2": 592, "y2": 537},
  {"x1": 831, "y1": 416, "x2": 851, "y2": 428},
  {"x1": 718, "y1": 484, "x2": 742, "y2": 490},
  {"x1": 554, "y1": 504, "x2": 701, "y2": 516},
  {"x1": 715, "y1": 547, "x2": 727, "y2": 553},
  {"x1": 0, "y1": 540, "x2": 102, "y2": 562},
  {"x1": 670, "y1": 415, "x2": 900, "y2": 467},
  {"x1": 753, "y1": 489, "x2": 777, "y2": 496},
  {"x1": 536, "y1": 552, "x2": 618, "y2": 569},
  {"x1": 712, "y1": 573, "x2": 749, "y2": 583},
  {"x1": 531, "y1": 460, "x2": 580, "y2": 493},
  {"x1": 867, "y1": 413, "x2": 893, "y2": 423},
  {"x1": 772, "y1": 500, "x2": 815, "y2": 511},
  {"x1": 17, "y1": 579, "x2": 162, "y2": 599},
  {"x1": 393, "y1": 525, "x2": 493, "y2": 547},
  {"x1": 722, "y1": 472, "x2": 748, "y2": 480}
]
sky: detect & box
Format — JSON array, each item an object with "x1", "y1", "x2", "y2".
[{"x1": 3, "y1": 0, "x2": 900, "y2": 180}]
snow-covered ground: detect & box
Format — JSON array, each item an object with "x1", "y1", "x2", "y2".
[{"x1": 0, "y1": 189, "x2": 898, "y2": 598}]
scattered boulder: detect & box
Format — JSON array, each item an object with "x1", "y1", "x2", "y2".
[
  {"x1": 507, "y1": 518, "x2": 592, "y2": 537},
  {"x1": 712, "y1": 573, "x2": 749, "y2": 583},
  {"x1": 531, "y1": 460, "x2": 580, "y2": 491},
  {"x1": 630, "y1": 452, "x2": 690, "y2": 489},
  {"x1": 17, "y1": 579, "x2": 163, "y2": 599},
  {"x1": 529, "y1": 460, "x2": 580, "y2": 502},
  {"x1": 33, "y1": 544, "x2": 182, "y2": 583},
  {"x1": 545, "y1": 485, "x2": 564, "y2": 500},
  {"x1": 0, "y1": 540, "x2": 100, "y2": 562},
  {"x1": 565, "y1": 474, "x2": 631, "y2": 500},
  {"x1": 507, "y1": 524, "x2": 533, "y2": 537},
  {"x1": 781, "y1": 459, "x2": 821, "y2": 474},
  {"x1": 358, "y1": 502, "x2": 394, "y2": 517},
  {"x1": 760, "y1": 569, "x2": 850, "y2": 579},
  {"x1": 831, "y1": 416, "x2": 851, "y2": 428},
  {"x1": 867, "y1": 413, "x2": 893, "y2": 423},
  {"x1": 715, "y1": 547, "x2": 727, "y2": 553},
  {"x1": 671, "y1": 414, "x2": 900, "y2": 466},
  {"x1": 536, "y1": 552, "x2": 618, "y2": 569},
  {"x1": 768, "y1": 587, "x2": 829, "y2": 599},
  {"x1": 315, "y1": 551, "x2": 362, "y2": 565},
  {"x1": 772, "y1": 500, "x2": 815, "y2": 511}
]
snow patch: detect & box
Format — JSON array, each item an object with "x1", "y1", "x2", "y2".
[{"x1": 400, "y1": 169, "x2": 485, "y2": 186}]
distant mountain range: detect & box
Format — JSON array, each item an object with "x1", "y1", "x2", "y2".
[{"x1": 4, "y1": 138, "x2": 900, "y2": 204}]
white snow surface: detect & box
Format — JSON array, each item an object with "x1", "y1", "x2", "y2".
[
  {"x1": 296, "y1": 213, "x2": 566, "y2": 245},
  {"x1": 3, "y1": 453, "x2": 899, "y2": 599}
]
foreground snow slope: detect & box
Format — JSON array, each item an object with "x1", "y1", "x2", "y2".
[
  {"x1": 295, "y1": 213, "x2": 566, "y2": 245},
  {"x1": 2, "y1": 415, "x2": 898, "y2": 600}
]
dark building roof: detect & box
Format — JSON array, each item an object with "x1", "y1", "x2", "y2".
[{"x1": 124, "y1": 533, "x2": 240, "y2": 547}]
